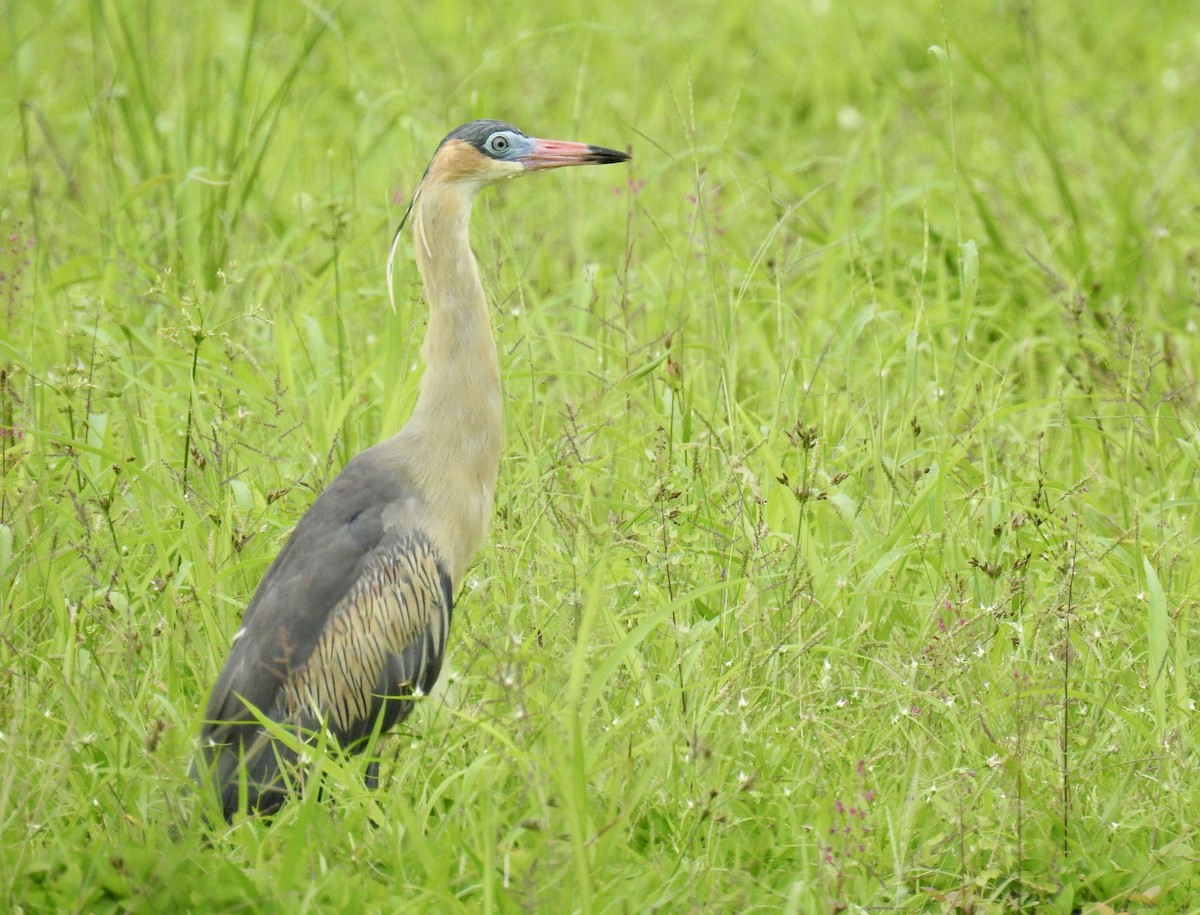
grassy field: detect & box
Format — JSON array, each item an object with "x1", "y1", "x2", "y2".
[{"x1": 3, "y1": 0, "x2": 1198, "y2": 911}]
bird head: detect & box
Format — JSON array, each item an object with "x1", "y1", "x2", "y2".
[
  {"x1": 425, "y1": 119, "x2": 630, "y2": 187},
  {"x1": 387, "y1": 120, "x2": 630, "y2": 310}
]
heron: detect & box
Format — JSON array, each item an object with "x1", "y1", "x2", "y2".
[{"x1": 193, "y1": 119, "x2": 630, "y2": 822}]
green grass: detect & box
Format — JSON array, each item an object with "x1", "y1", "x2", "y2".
[{"x1": 2, "y1": 0, "x2": 1198, "y2": 910}]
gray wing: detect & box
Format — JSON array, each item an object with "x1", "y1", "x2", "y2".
[{"x1": 194, "y1": 450, "x2": 453, "y2": 820}]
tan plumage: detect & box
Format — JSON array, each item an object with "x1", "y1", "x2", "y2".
[
  {"x1": 283, "y1": 533, "x2": 450, "y2": 733},
  {"x1": 192, "y1": 120, "x2": 629, "y2": 821}
]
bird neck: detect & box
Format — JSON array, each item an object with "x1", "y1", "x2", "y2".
[
  {"x1": 411, "y1": 181, "x2": 499, "y2": 383},
  {"x1": 398, "y1": 180, "x2": 503, "y2": 583}
]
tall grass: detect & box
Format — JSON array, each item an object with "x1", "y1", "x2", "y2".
[{"x1": 3, "y1": 0, "x2": 1198, "y2": 910}]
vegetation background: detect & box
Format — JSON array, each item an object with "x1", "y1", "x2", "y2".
[{"x1": 2, "y1": 0, "x2": 1197, "y2": 911}]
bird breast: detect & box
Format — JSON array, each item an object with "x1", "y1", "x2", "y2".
[{"x1": 383, "y1": 412, "x2": 501, "y2": 586}]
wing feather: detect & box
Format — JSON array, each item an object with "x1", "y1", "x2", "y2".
[
  {"x1": 193, "y1": 450, "x2": 455, "y2": 821},
  {"x1": 285, "y1": 535, "x2": 452, "y2": 745}
]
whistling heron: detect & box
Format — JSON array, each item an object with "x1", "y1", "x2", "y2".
[{"x1": 193, "y1": 120, "x2": 629, "y2": 821}]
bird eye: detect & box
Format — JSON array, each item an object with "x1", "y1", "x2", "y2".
[{"x1": 486, "y1": 133, "x2": 511, "y2": 155}]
